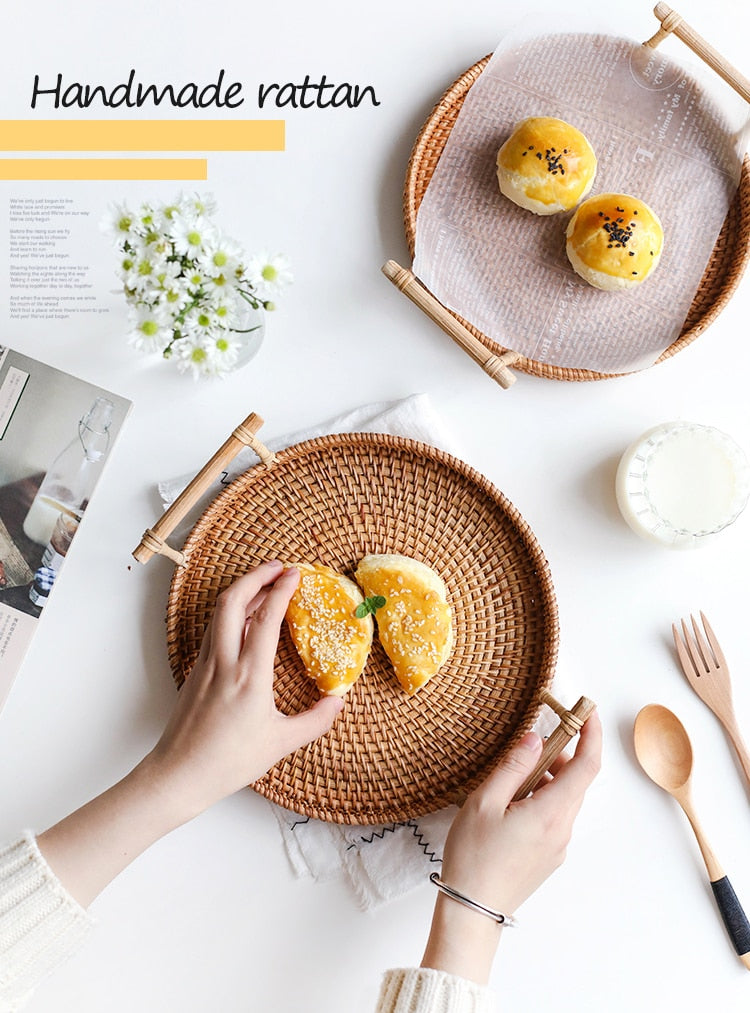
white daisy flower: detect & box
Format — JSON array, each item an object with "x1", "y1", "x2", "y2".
[
  {"x1": 136, "y1": 203, "x2": 158, "y2": 232},
  {"x1": 183, "y1": 265, "x2": 207, "y2": 294},
  {"x1": 181, "y1": 303, "x2": 221, "y2": 338},
  {"x1": 245, "y1": 251, "x2": 293, "y2": 300},
  {"x1": 177, "y1": 191, "x2": 218, "y2": 219},
  {"x1": 127, "y1": 302, "x2": 174, "y2": 354},
  {"x1": 152, "y1": 200, "x2": 183, "y2": 233},
  {"x1": 153, "y1": 260, "x2": 182, "y2": 288},
  {"x1": 125, "y1": 249, "x2": 170, "y2": 295},
  {"x1": 205, "y1": 292, "x2": 242, "y2": 325},
  {"x1": 171, "y1": 331, "x2": 236, "y2": 379},
  {"x1": 199, "y1": 232, "x2": 244, "y2": 285},
  {"x1": 210, "y1": 332, "x2": 241, "y2": 374},
  {"x1": 101, "y1": 201, "x2": 138, "y2": 242},
  {"x1": 206, "y1": 268, "x2": 242, "y2": 294},
  {"x1": 171, "y1": 334, "x2": 215, "y2": 379},
  {"x1": 169, "y1": 215, "x2": 217, "y2": 257},
  {"x1": 116, "y1": 251, "x2": 137, "y2": 283},
  {"x1": 161, "y1": 282, "x2": 192, "y2": 314}
]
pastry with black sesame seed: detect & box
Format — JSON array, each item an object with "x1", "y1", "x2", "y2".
[
  {"x1": 496, "y1": 116, "x2": 597, "y2": 214},
  {"x1": 565, "y1": 192, "x2": 663, "y2": 290}
]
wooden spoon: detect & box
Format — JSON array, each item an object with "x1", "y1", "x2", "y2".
[{"x1": 634, "y1": 703, "x2": 750, "y2": 969}]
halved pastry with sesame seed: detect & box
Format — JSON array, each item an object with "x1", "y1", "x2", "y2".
[
  {"x1": 285, "y1": 563, "x2": 373, "y2": 696},
  {"x1": 354, "y1": 554, "x2": 453, "y2": 696}
]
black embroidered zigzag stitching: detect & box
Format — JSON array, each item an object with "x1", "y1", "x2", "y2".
[
  {"x1": 346, "y1": 822, "x2": 404, "y2": 850},
  {"x1": 290, "y1": 816, "x2": 311, "y2": 831},
  {"x1": 405, "y1": 820, "x2": 441, "y2": 865},
  {"x1": 346, "y1": 820, "x2": 441, "y2": 863},
  {"x1": 219, "y1": 470, "x2": 232, "y2": 487}
]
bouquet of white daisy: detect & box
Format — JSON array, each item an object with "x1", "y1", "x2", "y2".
[{"x1": 105, "y1": 193, "x2": 292, "y2": 378}]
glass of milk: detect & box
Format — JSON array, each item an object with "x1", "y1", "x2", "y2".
[{"x1": 616, "y1": 422, "x2": 750, "y2": 548}]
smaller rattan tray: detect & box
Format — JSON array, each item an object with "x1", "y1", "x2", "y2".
[
  {"x1": 135, "y1": 416, "x2": 572, "y2": 825},
  {"x1": 402, "y1": 54, "x2": 750, "y2": 382}
]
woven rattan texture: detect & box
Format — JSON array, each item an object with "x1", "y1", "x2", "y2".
[
  {"x1": 166, "y1": 433, "x2": 558, "y2": 825},
  {"x1": 404, "y1": 56, "x2": 750, "y2": 381}
]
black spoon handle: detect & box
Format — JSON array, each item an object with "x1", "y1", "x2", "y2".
[{"x1": 710, "y1": 876, "x2": 750, "y2": 964}]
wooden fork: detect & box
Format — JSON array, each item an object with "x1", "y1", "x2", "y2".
[{"x1": 673, "y1": 612, "x2": 750, "y2": 789}]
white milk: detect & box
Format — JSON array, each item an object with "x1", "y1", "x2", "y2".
[
  {"x1": 615, "y1": 422, "x2": 750, "y2": 548},
  {"x1": 23, "y1": 496, "x2": 81, "y2": 547}
]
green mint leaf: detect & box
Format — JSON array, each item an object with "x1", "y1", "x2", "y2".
[{"x1": 355, "y1": 595, "x2": 387, "y2": 619}]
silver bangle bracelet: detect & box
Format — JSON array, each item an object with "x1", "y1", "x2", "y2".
[{"x1": 429, "y1": 872, "x2": 517, "y2": 927}]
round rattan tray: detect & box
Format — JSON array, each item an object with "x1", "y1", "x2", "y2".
[
  {"x1": 166, "y1": 432, "x2": 558, "y2": 825},
  {"x1": 404, "y1": 56, "x2": 750, "y2": 382}
]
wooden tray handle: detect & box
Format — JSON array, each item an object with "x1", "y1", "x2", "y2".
[
  {"x1": 511, "y1": 691, "x2": 597, "y2": 802},
  {"x1": 132, "y1": 411, "x2": 276, "y2": 567},
  {"x1": 644, "y1": 3, "x2": 750, "y2": 104},
  {"x1": 449, "y1": 692, "x2": 596, "y2": 808},
  {"x1": 382, "y1": 260, "x2": 520, "y2": 389}
]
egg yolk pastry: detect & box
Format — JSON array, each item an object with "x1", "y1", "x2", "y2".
[
  {"x1": 565, "y1": 192, "x2": 663, "y2": 290},
  {"x1": 354, "y1": 554, "x2": 453, "y2": 695},
  {"x1": 285, "y1": 563, "x2": 373, "y2": 696},
  {"x1": 496, "y1": 116, "x2": 597, "y2": 215}
]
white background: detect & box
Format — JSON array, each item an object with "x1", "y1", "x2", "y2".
[{"x1": 2, "y1": 0, "x2": 750, "y2": 1010}]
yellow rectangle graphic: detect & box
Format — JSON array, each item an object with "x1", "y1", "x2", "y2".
[
  {"x1": 0, "y1": 120, "x2": 285, "y2": 151},
  {"x1": 0, "y1": 159, "x2": 208, "y2": 180}
]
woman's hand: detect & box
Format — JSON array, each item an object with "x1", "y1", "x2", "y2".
[
  {"x1": 38, "y1": 561, "x2": 342, "y2": 907},
  {"x1": 144, "y1": 560, "x2": 343, "y2": 819},
  {"x1": 421, "y1": 712, "x2": 602, "y2": 984}
]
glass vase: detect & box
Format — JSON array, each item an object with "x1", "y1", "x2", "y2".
[{"x1": 230, "y1": 302, "x2": 265, "y2": 370}]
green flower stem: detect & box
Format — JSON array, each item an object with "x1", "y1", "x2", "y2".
[{"x1": 238, "y1": 290, "x2": 261, "y2": 310}]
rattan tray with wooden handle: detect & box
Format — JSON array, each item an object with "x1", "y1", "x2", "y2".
[
  {"x1": 134, "y1": 413, "x2": 592, "y2": 825},
  {"x1": 390, "y1": 5, "x2": 750, "y2": 383}
]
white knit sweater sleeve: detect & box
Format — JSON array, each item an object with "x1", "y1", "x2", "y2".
[
  {"x1": 375, "y1": 968, "x2": 493, "y2": 1013},
  {"x1": 0, "y1": 833, "x2": 93, "y2": 1012}
]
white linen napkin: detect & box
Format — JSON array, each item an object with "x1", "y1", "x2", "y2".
[
  {"x1": 158, "y1": 393, "x2": 461, "y2": 531},
  {"x1": 160, "y1": 393, "x2": 561, "y2": 910}
]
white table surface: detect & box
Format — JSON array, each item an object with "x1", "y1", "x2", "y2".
[{"x1": 2, "y1": 0, "x2": 750, "y2": 1009}]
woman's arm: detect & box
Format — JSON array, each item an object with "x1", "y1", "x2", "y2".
[
  {"x1": 422, "y1": 713, "x2": 602, "y2": 984},
  {"x1": 375, "y1": 713, "x2": 602, "y2": 1013},
  {"x1": 37, "y1": 561, "x2": 342, "y2": 907}
]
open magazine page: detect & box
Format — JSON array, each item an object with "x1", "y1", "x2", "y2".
[{"x1": 0, "y1": 348, "x2": 130, "y2": 708}]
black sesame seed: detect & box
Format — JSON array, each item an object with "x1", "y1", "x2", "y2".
[
  {"x1": 632, "y1": 271, "x2": 637, "y2": 275},
  {"x1": 633, "y1": 210, "x2": 638, "y2": 215},
  {"x1": 629, "y1": 251, "x2": 635, "y2": 256}
]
